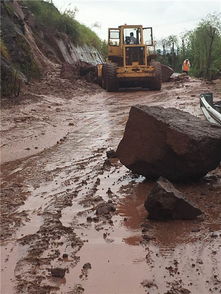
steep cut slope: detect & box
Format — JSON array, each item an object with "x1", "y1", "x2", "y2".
[{"x1": 1, "y1": 0, "x2": 104, "y2": 97}]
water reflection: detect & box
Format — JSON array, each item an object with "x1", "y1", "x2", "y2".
[{"x1": 117, "y1": 180, "x2": 154, "y2": 231}]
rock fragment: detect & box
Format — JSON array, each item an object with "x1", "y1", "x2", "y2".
[
  {"x1": 51, "y1": 267, "x2": 66, "y2": 278},
  {"x1": 106, "y1": 149, "x2": 117, "y2": 158},
  {"x1": 161, "y1": 64, "x2": 174, "y2": 82},
  {"x1": 96, "y1": 202, "x2": 116, "y2": 216},
  {"x1": 83, "y1": 263, "x2": 92, "y2": 270},
  {"x1": 144, "y1": 177, "x2": 202, "y2": 220}
]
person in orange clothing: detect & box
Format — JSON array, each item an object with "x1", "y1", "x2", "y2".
[{"x1": 182, "y1": 59, "x2": 191, "y2": 74}]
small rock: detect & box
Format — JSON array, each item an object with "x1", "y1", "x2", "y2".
[
  {"x1": 73, "y1": 284, "x2": 84, "y2": 293},
  {"x1": 86, "y1": 216, "x2": 93, "y2": 223},
  {"x1": 83, "y1": 263, "x2": 92, "y2": 270},
  {"x1": 51, "y1": 267, "x2": 66, "y2": 278},
  {"x1": 142, "y1": 235, "x2": 154, "y2": 241},
  {"x1": 96, "y1": 202, "x2": 116, "y2": 216},
  {"x1": 141, "y1": 223, "x2": 152, "y2": 230},
  {"x1": 62, "y1": 253, "x2": 68, "y2": 259},
  {"x1": 181, "y1": 289, "x2": 191, "y2": 294},
  {"x1": 197, "y1": 259, "x2": 203, "y2": 264},
  {"x1": 210, "y1": 232, "x2": 218, "y2": 238},
  {"x1": 93, "y1": 196, "x2": 103, "y2": 202},
  {"x1": 191, "y1": 228, "x2": 200, "y2": 232},
  {"x1": 93, "y1": 217, "x2": 99, "y2": 223},
  {"x1": 106, "y1": 149, "x2": 117, "y2": 158},
  {"x1": 103, "y1": 159, "x2": 111, "y2": 169},
  {"x1": 141, "y1": 279, "x2": 158, "y2": 289},
  {"x1": 95, "y1": 178, "x2": 100, "y2": 185}
]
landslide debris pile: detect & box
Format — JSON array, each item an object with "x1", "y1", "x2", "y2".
[
  {"x1": 117, "y1": 105, "x2": 221, "y2": 182},
  {"x1": 1, "y1": 0, "x2": 103, "y2": 97}
]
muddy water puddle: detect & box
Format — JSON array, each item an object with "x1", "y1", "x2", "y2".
[
  {"x1": 60, "y1": 241, "x2": 148, "y2": 294},
  {"x1": 57, "y1": 180, "x2": 151, "y2": 294},
  {"x1": 0, "y1": 126, "x2": 69, "y2": 164},
  {"x1": 57, "y1": 177, "x2": 221, "y2": 294},
  {"x1": 57, "y1": 171, "x2": 221, "y2": 293}
]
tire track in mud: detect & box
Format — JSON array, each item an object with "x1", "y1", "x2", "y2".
[
  {"x1": 2, "y1": 144, "x2": 221, "y2": 293},
  {"x1": 1, "y1": 134, "x2": 134, "y2": 294},
  {"x1": 1, "y1": 147, "x2": 109, "y2": 293}
]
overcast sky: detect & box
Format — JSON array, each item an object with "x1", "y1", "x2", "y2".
[{"x1": 53, "y1": 0, "x2": 221, "y2": 42}]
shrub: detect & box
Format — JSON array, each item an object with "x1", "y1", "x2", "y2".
[{"x1": 25, "y1": 0, "x2": 103, "y2": 50}]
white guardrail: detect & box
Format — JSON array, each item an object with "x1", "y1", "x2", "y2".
[{"x1": 200, "y1": 95, "x2": 221, "y2": 127}]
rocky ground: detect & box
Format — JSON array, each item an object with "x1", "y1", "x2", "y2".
[{"x1": 1, "y1": 70, "x2": 221, "y2": 294}]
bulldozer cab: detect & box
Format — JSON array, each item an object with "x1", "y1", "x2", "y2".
[
  {"x1": 97, "y1": 24, "x2": 161, "y2": 92},
  {"x1": 108, "y1": 25, "x2": 154, "y2": 67}
]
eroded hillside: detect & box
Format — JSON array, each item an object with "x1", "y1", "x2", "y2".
[{"x1": 1, "y1": 0, "x2": 104, "y2": 97}]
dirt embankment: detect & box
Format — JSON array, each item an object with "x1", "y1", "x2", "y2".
[
  {"x1": 1, "y1": 74, "x2": 221, "y2": 294},
  {"x1": 1, "y1": 0, "x2": 103, "y2": 98}
]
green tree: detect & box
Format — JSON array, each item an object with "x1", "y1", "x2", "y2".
[
  {"x1": 166, "y1": 35, "x2": 178, "y2": 69},
  {"x1": 187, "y1": 13, "x2": 221, "y2": 80},
  {"x1": 100, "y1": 40, "x2": 108, "y2": 59}
]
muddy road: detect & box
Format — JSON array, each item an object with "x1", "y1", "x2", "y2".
[{"x1": 1, "y1": 75, "x2": 221, "y2": 294}]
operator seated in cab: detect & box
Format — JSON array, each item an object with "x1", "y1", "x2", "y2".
[{"x1": 125, "y1": 32, "x2": 138, "y2": 44}]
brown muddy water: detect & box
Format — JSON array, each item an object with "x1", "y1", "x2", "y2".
[{"x1": 1, "y1": 78, "x2": 221, "y2": 294}]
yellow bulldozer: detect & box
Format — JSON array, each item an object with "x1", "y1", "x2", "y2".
[{"x1": 97, "y1": 24, "x2": 162, "y2": 92}]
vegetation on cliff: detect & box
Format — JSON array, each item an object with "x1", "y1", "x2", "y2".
[
  {"x1": 1, "y1": 0, "x2": 106, "y2": 98},
  {"x1": 1, "y1": 1, "x2": 41, "y2": 97},
  {"x1": 25, "y1": 0, "x2": 105, "y2": 52}
]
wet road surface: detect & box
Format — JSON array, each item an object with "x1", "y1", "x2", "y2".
[{"x1": 1, "y1": 78, "x2": 221, "y2": 294}]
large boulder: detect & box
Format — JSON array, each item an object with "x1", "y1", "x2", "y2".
[
  {"x1": 144, "y1": 177, "x2": 202, "y2": 220},
  {"x1": 161, "y1": 64, "x2": 174, "y2": 82},
  {"x1": 117, "y1": 105, "x2": 221, "y2": 181}
]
